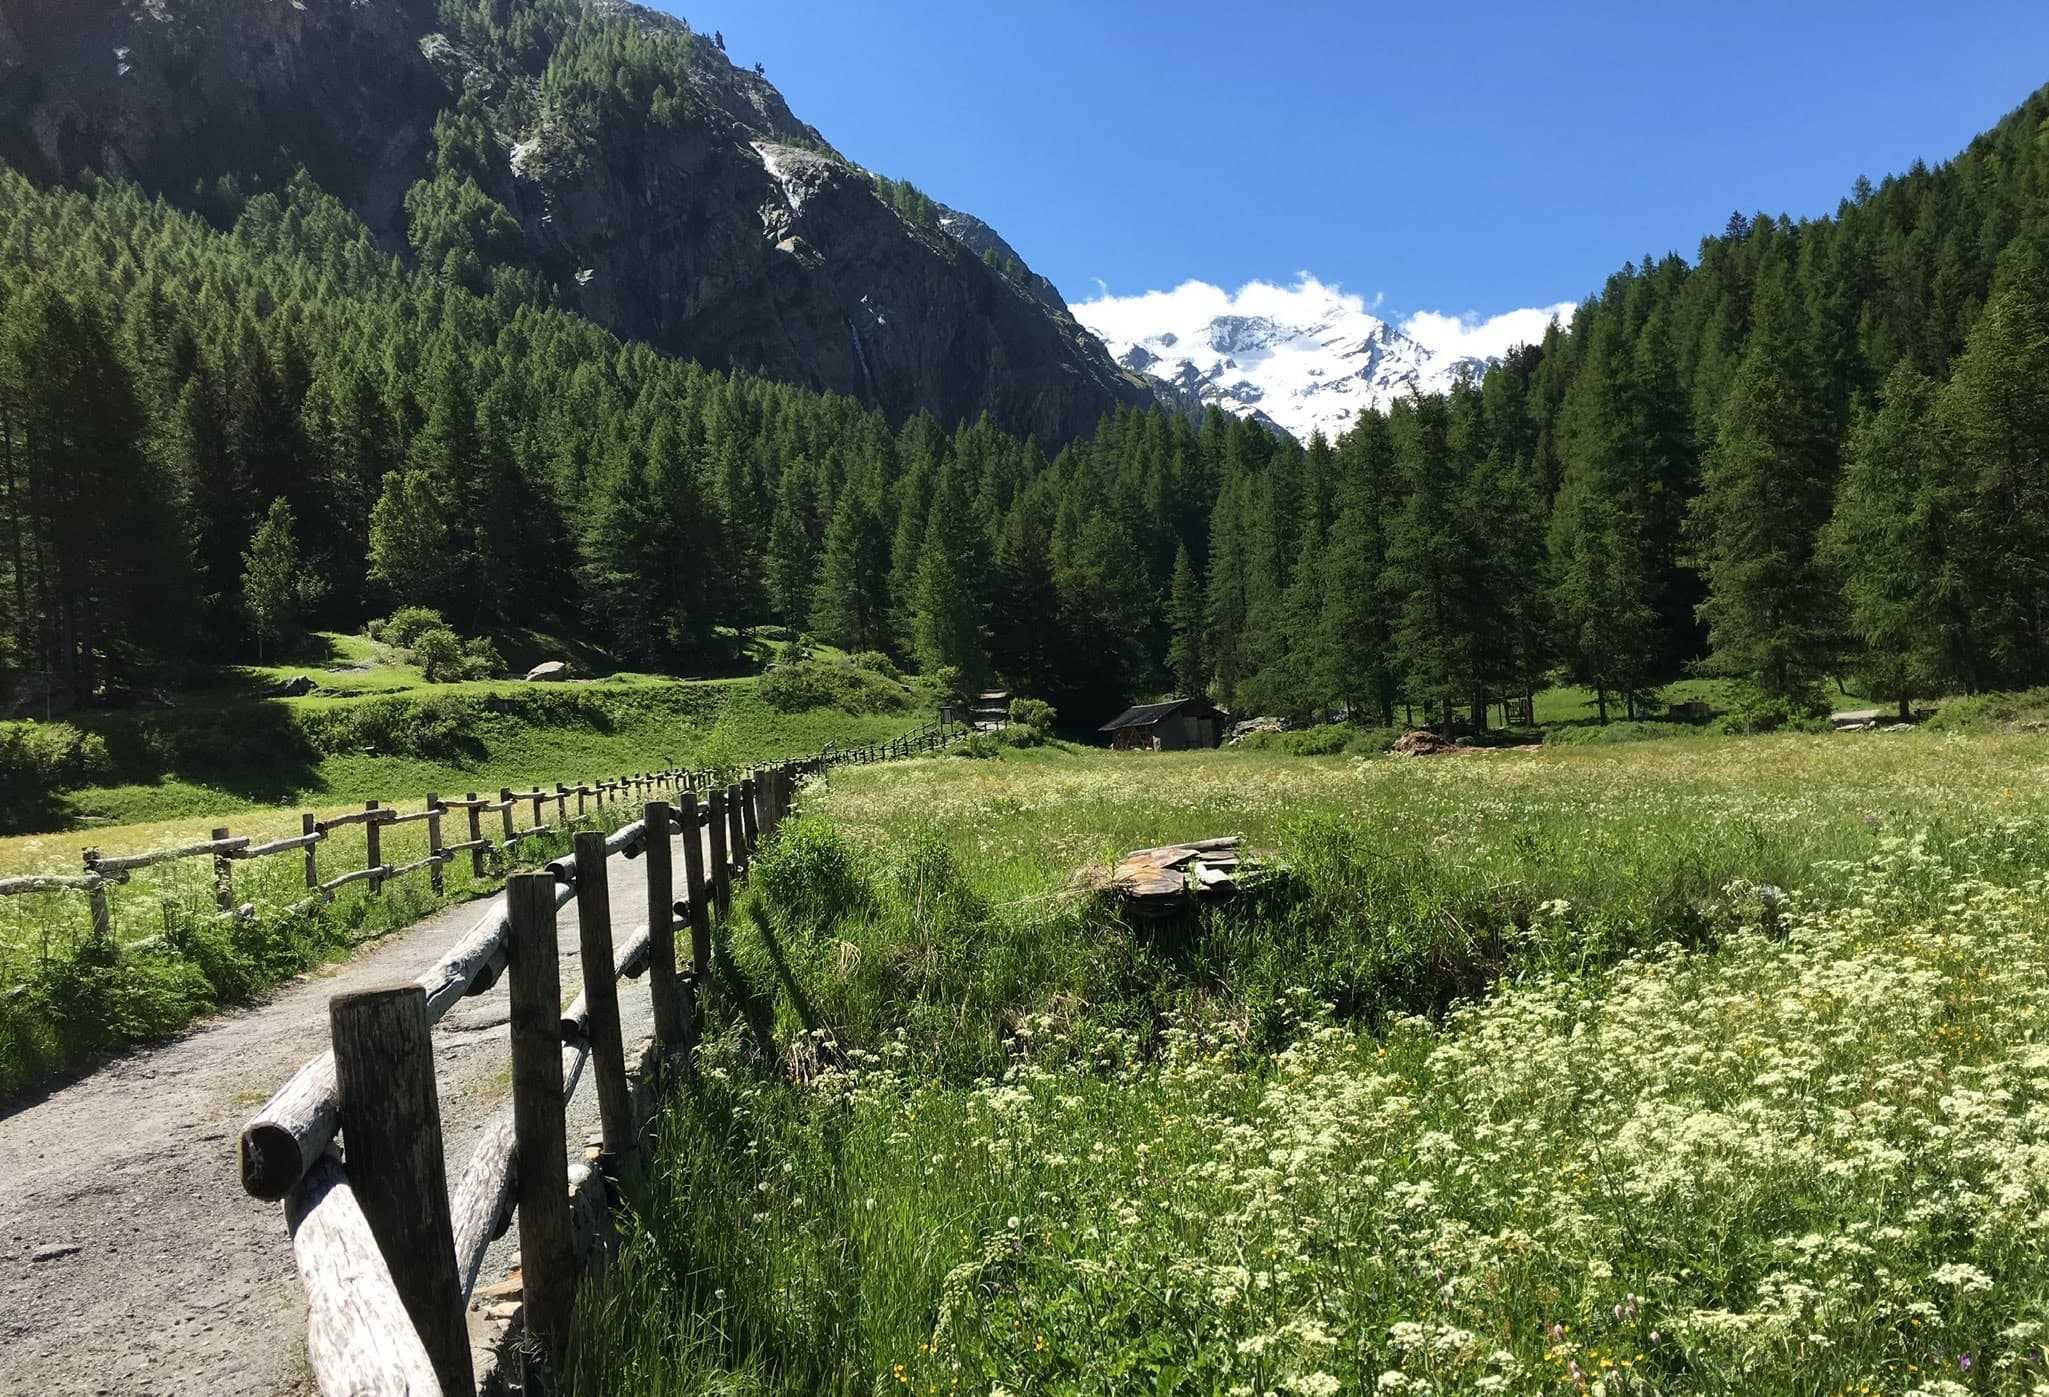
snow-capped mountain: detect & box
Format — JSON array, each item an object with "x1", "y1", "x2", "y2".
[{"x1": 1075, "y1": 279, "x2": 1503, "y2": 444}]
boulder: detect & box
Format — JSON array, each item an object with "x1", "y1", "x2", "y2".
[
  {"x1": 525, "y1": 660, "x2": 571, "y2": 683},
  {"x1": 269, "y1": 674, "x2": 317, "y2": 698},
  {"x1": 1391, "y1": 729, "x2": 1461, "y2": 757}
]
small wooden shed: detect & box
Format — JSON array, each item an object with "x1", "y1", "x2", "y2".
[{"x1": 1099, "y1": 697, "x2": 1230, "y2": 752}]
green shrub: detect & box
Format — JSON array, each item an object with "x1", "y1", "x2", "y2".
[
  {"x1": 460, "y1": 636, "x2": 505, "y2": 680},
  {"x1": 953, "y1": 733, "x2": 1001, "y2": 760},
  {"x1": 410, "y1": 627, "x2": 466, "y2": 682},
  {"x1": 372, "y1": 606, "x2": 448, "y2": 648},
  {"x1": 0, "y1": 722, "x2": 114, "y2": 792},
  {"x1": 1008, "y1": 697, "x2": 1056, "y2": 737},
  {"x1": 1712, "y1": 685, "x2": 1831, "y2": 734},
  {"x1": 758, "y1": 657, "x2": 909, "y2": 716},
  {"x1": 1924, "y1": 688, "x2": 2049, "y2": 733},
  {"x1": 996, "y1": 722, "x2": 1042, "y2": 748},
  {"x1": 849, "y1": 650, "x2": 901, "y2": 680}
]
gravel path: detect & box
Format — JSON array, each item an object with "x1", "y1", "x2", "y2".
[{"x1": 0, "y1": 825, "x2": 703, "y2": 1397}]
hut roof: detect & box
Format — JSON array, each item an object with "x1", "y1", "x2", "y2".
[{"x1": 1099, "y1": 696, "x2": 1227, "y2": 732}]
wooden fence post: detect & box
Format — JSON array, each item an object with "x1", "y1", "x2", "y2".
[
  {"x1": 506, "y1": 872, "x2": 576, "y2": 1356},
  {"x1": 530, "y1": 787, "x2": 544, "y2": 830},
  {"x1": 740, "y1": 775, "x2": 760, "y2": 855},
  {"x1": 328, "y1": 985, "x2": 473, "y2": 1395},
  {"x1": 465, "y1": 793, "x2": 485, "y2": 878},
  {"x1": 707, "y1": 787, "x2": 731, "y2": 920},
  {"x1": 576, "y1": 782, "x2": 587, "y2": 818},
  {"x1": 88, "y1": 879, "x2": 111, "y2": 943},
  {"x1": 678, "y1": 791, "x2": 711, "y2": 983},
  {"x1": 210, "y1": 827, "x2": 235, "y2": 914},
  {"x1": 363, "y1": 803, "x2": 383, "y2": 897},
  {"x1": 725, "y1": 783, "x2": 747, "y2": 879},
  {"x1": 555, "y1": 782, "x2": 568, "y2": 825},
  {"x1": 302, "y1": 813, "x2": 319, "y2": 893},
  {"x1": 642, "y1": 801, "x2": 686, "y2": 1051},
  {"x1": 572, "y1": 834, "x2": 639, "y2": 1180},
  {"x1": 500, "y1": 788, "x2": 516, "y2": 848},
  {"x1": 426, "y1": 796, "x2": 445, "y2": 897}
]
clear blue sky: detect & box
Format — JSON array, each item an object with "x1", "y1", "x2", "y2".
[{"x1": 658, "y1": 1, "x2": 2049, "y2": 321}]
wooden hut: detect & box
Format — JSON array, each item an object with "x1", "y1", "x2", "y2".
[{"x1": 1099, "y1": 697, "x2": 1230, "y2": 752}]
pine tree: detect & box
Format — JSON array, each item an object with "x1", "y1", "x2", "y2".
[
  {"x1": 1822, "y1": 364, "x2": 1966, "y2": 714},
  {"x1": 1165, "y1": 543, "x2": 1204, "y2": 695},
  {"x1": 241, "y1": 498, "x2": 326, "y2": 659},
  {"x1": 1940, "y1": 237, "x2": 2049, "y2": 685},
  {"x1": 910, "y1": 465, "x2": 988, "y2": 682},
  {"x1": 810, "y1": 496, "x2": 891, "y2": 652},
  {"x1": 1689, "y1": 261, "x2": 1840, "y2": 710}
]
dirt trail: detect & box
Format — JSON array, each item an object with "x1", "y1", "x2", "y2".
[{"x1": 0, "y1": 826, "x2": 704, "y2": 1397}]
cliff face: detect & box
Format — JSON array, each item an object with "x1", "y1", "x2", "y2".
[{"x1": 0, "y1": 0, "x2": 1148, "y2": 443}]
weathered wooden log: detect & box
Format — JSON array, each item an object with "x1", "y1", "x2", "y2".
[
  {"x1": 725, "y1": 783, "x2": 747, "y2": 880},
  {"x1": 449, "y1": 1041, "x2": 588, "y2": 1300},
  {"x1": 678, "y1": 792, "x2": 711, "y2": 978},
  {"x1": 464, "y1": 793, "x2": 485, "y2": 879},
  {"x1": 507, "y1": 872, "x2": 576, "y2": 1355},
  {"x1": 210, "y1": 827, "x2": 237, "y2": 914},
  {"x1": 231, "y1": 830, "x2": 327, "y2": 860},
  {"x1": 241, "y1": 881, "x2": 577, "y2": 1200},
  {"x1": 285, "y1": 1153, "x2": 441, "y2": 1397},
  {"x1": 641, "y1": 802, "x2": 686, "y2": 1050},
  {"x1": 85, "y1": 834, "x2": 251, "y2": 874},
  {"x1": 384, "y1": 855, "x2": 447, "y2": 882},
  {"x1": 740, "y1": 776, "x2": 760, "y2": 854},
  {"x1": 426, "y1": 797, "x2": 445, "y2": 897},
  {"x1": 557, "y1": 924, "x2": 654, "y2": 1042},
  {"x1": 329, "y1": 986, "x2": 472, "y2": 1395},
  {"x1": 316, "y1": 807, "x2": 394, "y2": 832},
  {"x1": 0, "y1": 873, "x2": 105, "y2": 894},
  {"x1": 363, "y1": 804, "x2": 384, "y2": 897},
  {"x1": 707, "y1": 787, "x2": 730, "y2": 920},
  {"x1": 319, "y1": 864, "x2": 392, "y2": 895},
  {"x1": 573, "y1": 832, "x2": 639, "y2": 1178}
]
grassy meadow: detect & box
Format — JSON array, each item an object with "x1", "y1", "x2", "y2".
[
  {"x1": 0, "y1": 648, "x2": 935, "y2": 1098},
  {"x1": 570, "y1": 732, "x2": 2049, "y2": 1395}
]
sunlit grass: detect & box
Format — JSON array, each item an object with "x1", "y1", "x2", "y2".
[{"x1": 569, "y1": 733, "x2": 2049, "y2": 1395}]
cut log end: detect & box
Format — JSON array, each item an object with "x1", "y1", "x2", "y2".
[{"x1": 241, "y1": 1123, "x2": 312, "y2": 1202}]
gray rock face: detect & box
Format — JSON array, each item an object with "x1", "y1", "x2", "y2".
[
  {"x1": 525, "y1": 661, "x2": 571, "y2": 683},
  {"x1": 0, "y1": 0, "x2": 1148, "y2": 444}
]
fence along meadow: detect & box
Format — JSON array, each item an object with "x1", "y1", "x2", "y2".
[
  {"x1": 224, "y1": 720, "x2": 963, "y2": 1395},
  {"x1": 0, "y1": 724, "x2": 958, "y2": 988}
]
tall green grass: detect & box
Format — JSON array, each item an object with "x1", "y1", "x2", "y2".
[{"x1": 567, "y1": 735, "x2": 2049, "y2": 1394}]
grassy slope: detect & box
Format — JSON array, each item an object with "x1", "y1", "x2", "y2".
[{"x1": 571, "y1": 733, "x2": 2049, "y2": 1394}]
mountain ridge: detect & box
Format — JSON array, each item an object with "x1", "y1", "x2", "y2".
[{"x1": 0, "y1": 0, "x2": 1147, "y2": 444}]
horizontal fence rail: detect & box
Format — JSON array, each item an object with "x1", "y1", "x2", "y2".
[{"x1": 216, "y1": 720, "x2": 965, "y2": 1395}]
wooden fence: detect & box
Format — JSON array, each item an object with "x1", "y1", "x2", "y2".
[
  {"x1": 232, "y1": 720, "x2": 963, "y2": 1395},
  {"x1": 0, "y1": 723, "x2": 963, "y2": 981}
]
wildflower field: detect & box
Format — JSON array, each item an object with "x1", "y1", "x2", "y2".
[{"x1": 570, "y1": 735, "x2": 2049, "y2": 1396}]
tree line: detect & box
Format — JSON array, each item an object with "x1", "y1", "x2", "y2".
[{"x1": 2, "y1": 84, "x2": 2048, "y2": 725}]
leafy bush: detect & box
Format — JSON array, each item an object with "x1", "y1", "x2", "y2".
[
  {"x1": 1008, "y1": 697, "x2": 1056, "y2": 737},
  {"x1": 460, "y1": 636, "x2": 505, "y2": 680},
  {"x1": 953, "y1": 733, "x2": 1002, "y2": 760},
  {"x1": 1712, "y1": 684, "x2": 1831, "y2": 734},
  {"x1": 371, "y1": 606, "x2": 448, "y2": 648},
  {"x1": 996, "y1": 723, "x2": 1043, "y2": 748},
  {"x1": 758, "y1": 657, "x2": 910, "y2": 716},
  {"x1": 0, "y1": 722, "x2": 113, "y2": 793},
  {"x1": 1924, "y1": 688, "x2": 2049, "y2": 733},
  {"x1": 410, "y1": 627, "x2": 466, "y2": 682},
  {"x1": 849, "y1": 651, "x2": 901, "y2": 680}
]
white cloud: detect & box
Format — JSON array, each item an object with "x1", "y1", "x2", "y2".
[
  {"x1": 1400, "y1": 303, "x2": 1576, "y2": 362},
  {"x1": 1074, "y1": 273, "x2": 1573, "y2": 365}
]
